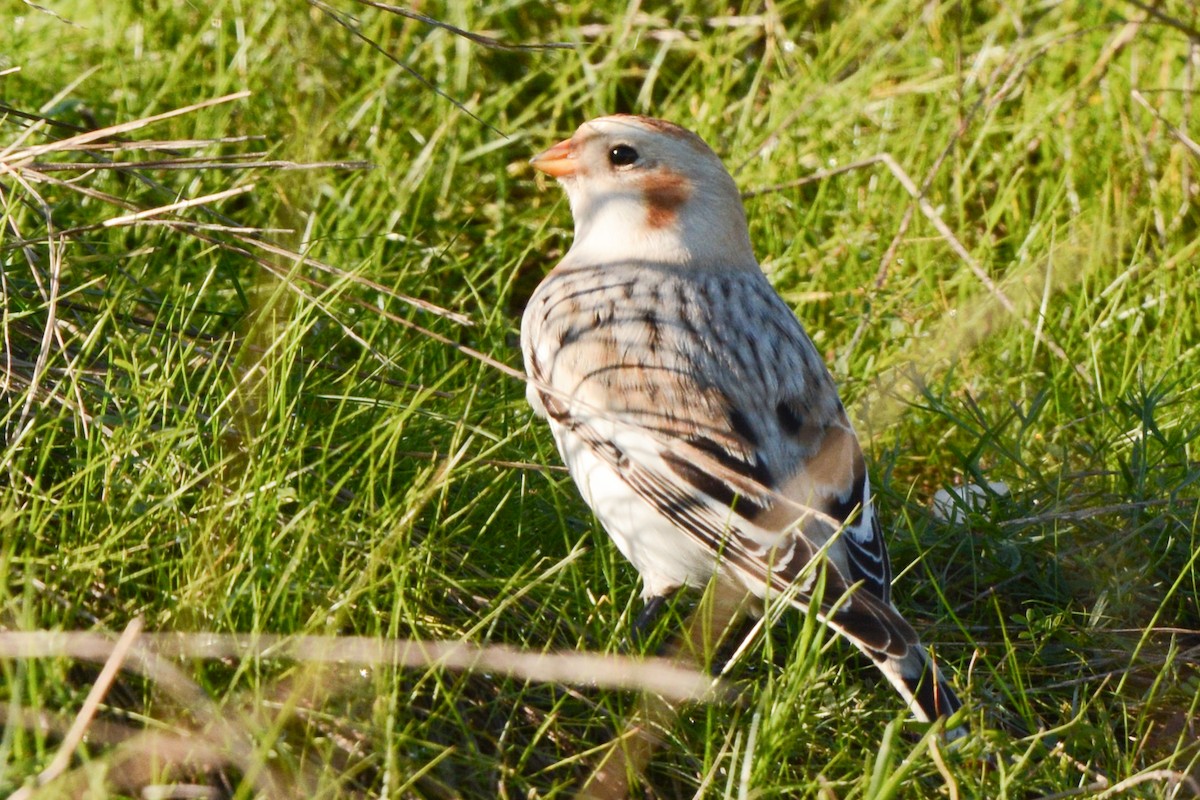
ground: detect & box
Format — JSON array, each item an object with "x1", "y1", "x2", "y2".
[{"x1": 2, "y1": 1, "x2": 1199, "y2": 797}]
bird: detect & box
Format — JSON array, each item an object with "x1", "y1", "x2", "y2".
[{"x1": 521, "y1": 114, "x2": 965, "y2": 736}]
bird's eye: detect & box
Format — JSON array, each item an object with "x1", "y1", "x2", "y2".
[{"x1": 608, "y1": 144, "x2": 640, "y2": 168}]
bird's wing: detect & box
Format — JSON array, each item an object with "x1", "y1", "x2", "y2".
[
  {"x1": 759, "y1": 392, "x2": 893, "y2": 605},
  {"x1": 559, "y1": 412, "x2": 916, "y2": 659},
  {"x1": 524, "y1": 265, "x2": 908, "y2": 656},
  {"x1": 693, "y1": 275, "x2": 894, "y2": 605}
]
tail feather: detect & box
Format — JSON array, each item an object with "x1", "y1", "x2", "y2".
[
  {"x1": 783, "y1": 576, "x2": 968, "y2": 739},
  {"x1": 877, "y1": 645, "x2": 968, "y2": 740},
  {"x1": 818, "y1": 587, "x2": 967, "y2": 738}
]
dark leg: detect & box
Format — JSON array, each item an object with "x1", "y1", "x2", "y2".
[
  {"x1": 630, "y1": 590, "x2": 677, "y2": 648},
  {"x1": 709, "y1": 612, "x2": 761, "y2": 676}
]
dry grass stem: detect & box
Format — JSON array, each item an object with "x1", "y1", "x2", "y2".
[
  {"x1": 8, "y1": 618, "x2": 145, "y2": 800},
  {"x1": 0, "y1": 631, "x2": 724, "y2": 704},
  {"x1": 576, "y1": 582, "x2": 751, "y2": 799},
  {"x1": 2, "y1": 91, "x2": 251, "y2": 164},
  {"x1": 101, "y1": 184, "x2": 255, "y2": 227}
]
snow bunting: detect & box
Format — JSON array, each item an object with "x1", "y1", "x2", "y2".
[{"x1": 522, "y1": 115, "x2": 964, "y2": 735}]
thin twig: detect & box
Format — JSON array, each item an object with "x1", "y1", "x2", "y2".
[
  {"x1": 1131, "y1": 89, "x2": 1200, "y2": 158},
  {"x1": 229, "y1": 232, "x2": 475, "y2": 326},
  {"x1": 928, "y1": 739, "x2": 960, "y2": 800},
  {"x1": 740, "y1": 156, "x2": 887, "y2": 198},
  {"x1": 1000, "y1": 497, "x2": 1178, "y2": 527},
  {"x1": 9, "y1": 618, "x2": 144, "y2": 800},
  {"x1": 750, "y1": 150, "x2": 1083, "y2": 378},
  {"x1": 30, "y1": 157, "x2": 372, "y2": 172},
  {"x1": 352, "y1": 0, "x2": 573, "y2": 50},
  {"x1": 0, "y1": 631, "x2": 726, "y2": 705},
  {"x1": 395, "y1": 450, "x2": 569, "y2": 473},
  {"x1": 102, "y1": 183, "x2": 255, "y2": 227},
  {"x1": 2, "y1": 91, "x2": 251, "y2": 163},
  {"x1": 1093, "y1": 768, "x2": 1199, "y2": 799},
  {"x1": 1121, "y1": 0, "x2": 1200, "y2": 41},
  {"x1": 308, "y1": 0, "x2": 504, "y2": 137}
]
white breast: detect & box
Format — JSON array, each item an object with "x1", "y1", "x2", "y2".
[{"x1": 550, "y1": 416, "x2": 719, "y2": 599}]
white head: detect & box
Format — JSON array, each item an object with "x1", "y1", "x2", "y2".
[{"x1": 530, "y1": 115, "x2": 757, "y2": 270}]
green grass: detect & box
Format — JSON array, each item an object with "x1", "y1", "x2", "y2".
[{"x1": 3, "y1": 0, "x2": 1200, "y2": 796}]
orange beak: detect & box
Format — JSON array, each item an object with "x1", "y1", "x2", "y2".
[{"x1": 530, "y1": 138, "x2": 577, "y2": 178}]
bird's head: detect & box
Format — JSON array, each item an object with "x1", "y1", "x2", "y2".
[{"x1": 531, "y1": 115, "x2": 756, "y2": 270}]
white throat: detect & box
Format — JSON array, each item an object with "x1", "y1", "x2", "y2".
[{"x1": 559, "y1": 182, "x2": 757, "y2": 270}]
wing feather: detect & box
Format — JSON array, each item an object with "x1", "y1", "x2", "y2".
[
  {"x1": 563, "y1": 415, "x2": 915, "y2": 658},
  {"x1": 525, "y1": 264, "x2": 915, "y2": 659}
]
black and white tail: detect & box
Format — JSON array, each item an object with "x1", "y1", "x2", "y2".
[
  {"x1": 877, "y1": 643, "x2": 967, "y2": 741},
  {"x1": 823, "y1": 589, "x2": 967, "y2": 740}
]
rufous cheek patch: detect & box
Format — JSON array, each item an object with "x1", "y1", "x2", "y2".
[{"x1": 639, "y1": 171, "x2": 692, "y2": 229}]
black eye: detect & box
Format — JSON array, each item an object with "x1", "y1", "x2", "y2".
[{"x1": 608, "y1": 144, "x2": 639, "y2": 167}]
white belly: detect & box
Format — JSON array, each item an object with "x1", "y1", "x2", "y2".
[{"x1": 554, "y1": 420, "x2": 719, "y2": 599}]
